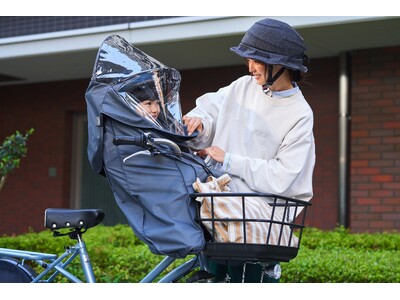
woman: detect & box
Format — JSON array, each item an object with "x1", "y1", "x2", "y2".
[{"x1": 183, "y1": 17, "x2": 316, "y2": 282}]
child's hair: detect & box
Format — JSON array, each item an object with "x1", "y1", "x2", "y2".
[{"x1": 131, "y1": 81, "x2": 158, "y2": 102}]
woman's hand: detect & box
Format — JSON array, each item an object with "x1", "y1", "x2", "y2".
[
  {"x1": 198, "y1": 146, "x2": 225, "y2": 163},
  {"x1": 182, "y1": 115, "x2": 203, "y2": 135}
]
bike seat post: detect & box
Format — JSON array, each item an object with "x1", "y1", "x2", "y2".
[{"x1": 76, "y1": 234, "x2": 96, "y2": 283}]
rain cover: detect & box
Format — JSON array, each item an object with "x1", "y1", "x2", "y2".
[{"x1": 85, "y1": 35, "x2": 216, "y2": 258}]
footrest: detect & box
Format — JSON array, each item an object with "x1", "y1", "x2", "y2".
[{"x1": 44, "y1": 208, "x2": 105, "y2": 230}]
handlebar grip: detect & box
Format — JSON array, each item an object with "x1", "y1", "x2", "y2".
[
  {"x1": 113, "y1": 135, "x2": 145, "y2": 147},
  {"x1": 113, "y1": 133, "x2": 181, "y2": 155}
]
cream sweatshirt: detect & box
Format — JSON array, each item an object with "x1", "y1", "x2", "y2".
[{"x1": 186, "y1": 75, "x2": 315, "y2": 203}]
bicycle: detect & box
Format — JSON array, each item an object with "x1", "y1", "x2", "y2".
[
  {"x1": 0, "y1": 208, "x2": 206, "y2": 283},
  {"x1": 0, "y1": 133, "x2": 311, "y2": 283}
]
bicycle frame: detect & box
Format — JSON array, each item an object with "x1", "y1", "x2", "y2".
[
  {"x1": 0, "y1": 233, "x2": 96, "y2": 283},
  {"x1": 0, "y1": 188, "x2": 310, "y2": 283},
  {"x1": 0, "y1": 244, "x2": 203, "y2": 283},
  {"x1": 140, "y1": 255, "x2": 201, "y2": 283}
]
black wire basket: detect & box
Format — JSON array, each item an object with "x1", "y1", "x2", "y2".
[{"x1": 191, "y1": 192, "x2": 311, "y2": 264}]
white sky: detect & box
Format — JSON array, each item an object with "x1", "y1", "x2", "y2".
[{"x1": 2, "y1": 0, "x2": 397, "y2": 17}]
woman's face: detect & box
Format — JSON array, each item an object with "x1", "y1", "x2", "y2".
[
  {"x1": 139, "y1": 99, "x2": 161, "y2": 119},
  {"x1": 247, "y1": 59, "x2": 267, "y2": 85}
]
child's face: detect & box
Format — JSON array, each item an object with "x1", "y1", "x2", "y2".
[{"x1": 139, "y1": 99, "x2": 161, "y2": 119}]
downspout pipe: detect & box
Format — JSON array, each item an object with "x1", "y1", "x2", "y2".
[{"x1": 338, "y1": 52, "x2": 350, "y2": 227}]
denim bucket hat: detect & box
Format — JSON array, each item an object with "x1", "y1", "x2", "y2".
[{"x1": 230, "y1": 18, "x2": 308, "y2": 73}]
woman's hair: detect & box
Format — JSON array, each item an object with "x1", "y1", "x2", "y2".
[
  {"x1": 245, "y1": 55, "x2": 310, "y2": 83},
  {"x1": 290, "y1": 55, "x2": 309, "y2": 83}
]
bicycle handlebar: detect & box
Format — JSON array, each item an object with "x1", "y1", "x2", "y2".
[
  {"x1": 152, "y1": 138, "x2": 181, "y2": 154},
  {"x1": 113, "y1": 135, "x2": 146, "y2": 146},
  {"x1": 113, "y1": 133, "x2": 181, "y2": 155}
]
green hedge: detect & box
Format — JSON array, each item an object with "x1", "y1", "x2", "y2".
[
  {"x1": 281, "y1": 227, "x2": 400, "y2": 283},
  {"x1": 1, "y1": 225, "x2": 399, "y2": 283}
]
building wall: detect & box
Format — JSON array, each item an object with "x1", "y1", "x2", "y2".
[
  {"x1": 0, "y1": 80, "x2": 89, "y2": 234},
  {"x1": 350, "y1": 46, "x2": 400, "y2": 233},
  {"x1": 0, "y1": 16, "x2": 175, "y2": 39},
  {"x1": 300, "y1": 57, "x2": 340, "y2": 229},
  {"x1": 1, "y1": 48, "x2": 397, "y2": 236}
]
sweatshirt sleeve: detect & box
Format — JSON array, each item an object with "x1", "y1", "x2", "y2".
[
  {"x1": 185, "y1": 88, "x2": 226, "y2": 149},
  {"x1": 228, "y1": 113, "x2": 315, "y2": 195}
]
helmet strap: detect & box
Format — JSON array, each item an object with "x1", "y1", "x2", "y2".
[{"x1": 262, "y1": 66, "x2": 286, "y2": 95}]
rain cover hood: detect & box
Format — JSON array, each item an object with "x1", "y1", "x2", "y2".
[
  {"x1": 85, "y1": 35, "x2": 191, "y2": 174},
  {"x1": 91, "y1": 34, "x2": 185, "y2": 134}
]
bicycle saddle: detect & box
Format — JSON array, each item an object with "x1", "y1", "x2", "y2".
[{"x1": 44, "y1": 208, "x2": 105, "y2": 230}]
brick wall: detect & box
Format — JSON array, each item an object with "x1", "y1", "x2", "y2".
[
  {"x1": 350, "y1": 46, "x2": 400, "y2": 233},
  {"x1": 0, "y1": 58, "x2": 341, "y2": 235},
  {"x1": 300, "y1": 57, "x2": 340, "y2": 229},
  {"x1": 4, "y1": 50, "x2": 397, "y2": 235},
  {"x1": 0, "y1": 80, "x2": 88, "y2": 234}
]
